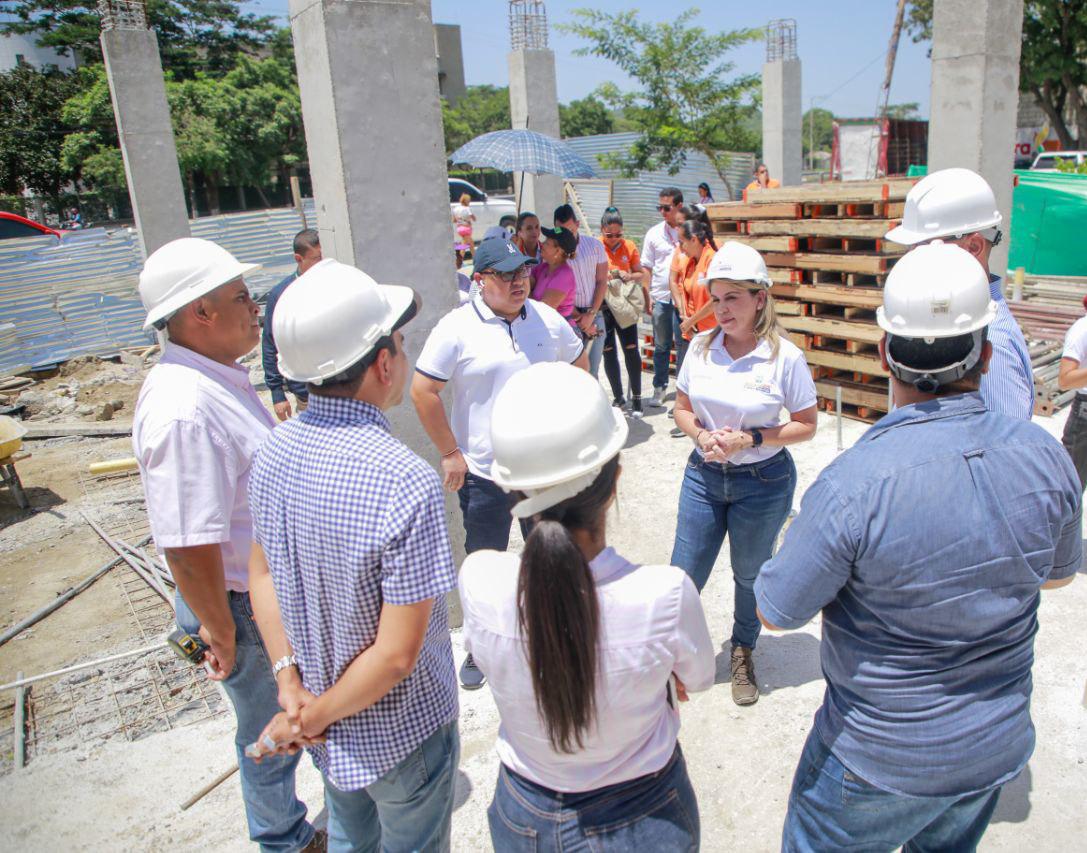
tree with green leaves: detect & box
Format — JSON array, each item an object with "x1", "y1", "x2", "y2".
[
  {"x1": 559, "y1": 96, "x2": 614, "y2": 138},
  {"x1": 441, "y1": 85, "x2": 512, "y2": 155},
  {"x1": 802, "y1": 107, "x2": 834, "y2": 159},
  {"x1": 560, "y1": 7, "x2": 761, "y2": 198},
  {"x1": 0, "y1": 65, "x2": 80, "y2": 201},
  {"x1": 885, "y1": 102, "x2": 921, "y2": 120},
  {"x1": 907, "y1": 0, "x2": 1086, "y2": 149},
  {"x1": 0, "y1": 0, "x2": 276, "y2": 78}
]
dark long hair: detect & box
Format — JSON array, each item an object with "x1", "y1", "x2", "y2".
[
  {"x1": 516, "y1": 456, "x2": 620, "y2": 753},
  {"x1": 680, "y1": 217, "x2": 717, "y2": 252}
]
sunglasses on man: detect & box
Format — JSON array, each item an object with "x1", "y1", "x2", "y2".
[
  {"x1": 657, "y1": 204, "x2": 673, "y2": 212},
  {"x1": 482, "y1": 266, "x2": 530, "y2": 283}
]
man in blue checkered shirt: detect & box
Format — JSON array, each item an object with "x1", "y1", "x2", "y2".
[{"x1": 246, "y1": 259, "x2": 460, "y2": 852}]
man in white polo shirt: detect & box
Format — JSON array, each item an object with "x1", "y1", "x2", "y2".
[
  {"x1": 132, "y1": 238, "x2": 318, "y2": 851},
  {"x1": 411, "y1": 236, "x2": 587, "y2": 689},
  {"x1": 641, "y1": 187, "x2": 683, "y2": 407},
  {"x1": 554, "y1": 204, "x2": 609, "y2": 376},
  {"x1": 1059, "y1": 295, "x2": 1087, "y2": 492}
]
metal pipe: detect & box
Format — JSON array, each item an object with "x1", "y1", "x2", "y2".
[
  {"x1": 835, "y1": 385, "x2": 844, "y2": 451},
  {"x1": 0, "y1": 639, "x2": 166, "y2": 691}
]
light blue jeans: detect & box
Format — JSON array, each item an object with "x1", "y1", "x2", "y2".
[
  {"x1": 176, "y1": 592, "x2": 313, "y2": 851},
  {"x1": 580, "y1": 308, "x2": 607, "y2": 377},
  {"x1": 323, "y1": 720, "x2": 460, "y2": 853},
  {"x1": 670, "y1": 449, "x2": 796, "y2": 649},
  {"x1": 651, "y1": 299, "x2": 675, "y2": 390},
  {"x1": 783, "y1": 728, "x2": 1003, "y2": 852}
]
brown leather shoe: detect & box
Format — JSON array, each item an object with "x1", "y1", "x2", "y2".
[
  {"x1": 301, "y1": 829, "x2": 327, "y2": 852},
  {"x1": 730, "y1": 645, "x2": 759, "y2": 706}
]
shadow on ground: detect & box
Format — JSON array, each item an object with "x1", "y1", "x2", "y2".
[
  {"x1": 453, "y1": 769, "x2": 473, "y2": 812},
  {"x1": 992, "y1": 764, "x2": 1032, "y2": 824},
  {"x1": 0, "y1": 486, "x2": 64, "y2": 529},
  {"x1": 714, "y1": 632, "x2": 823, "y2": 695},
  {"x1": 622, "y1": 415, "x2": 653, "y2": 450}
]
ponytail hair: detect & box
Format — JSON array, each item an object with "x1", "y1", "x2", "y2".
[
  {"x1": 600, "y1": 206, "x2": 624, "y2": 230},
  {"x1": 677, "y1": 203, "x2": 716, "y2": 250},
  {"x1": 680, "y1": 218, "x2": 716, "y2": 251},
  {"x1": 516, "y1": 456, "x2": 620, "y2": 753}
]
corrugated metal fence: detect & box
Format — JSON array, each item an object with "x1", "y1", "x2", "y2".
[
  {"x1": 563, "y1": 132, "x2": 755, "y2": 239},
  {"x1": 1, "y1": 202, "x2": 315, "y2": 377}
]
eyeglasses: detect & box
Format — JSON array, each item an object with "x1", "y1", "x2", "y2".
[
  {"x1": 482, "y1": 266, "x2": 530, "y2": 283},
  {"x1": 657, "y1": 204, "x2": 673, "y2": 212}
]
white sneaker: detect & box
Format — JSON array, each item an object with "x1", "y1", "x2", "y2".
[{"x1": 649, "y1": 387, "x2": 666, "y2": 408}]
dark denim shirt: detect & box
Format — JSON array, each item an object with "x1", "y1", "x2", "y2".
[
  {"x1": 261, "y1": 271, "x2": 309, "y2": 403},
  {"x1": 756, "y1": 393, "x2": 1081, "y2": 797}
]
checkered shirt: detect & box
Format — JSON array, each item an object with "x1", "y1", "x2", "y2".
[{"x1": 248, "y1": 395, "x2": 458, "y2": 791}]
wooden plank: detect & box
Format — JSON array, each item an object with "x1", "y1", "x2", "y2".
[
  {"x1": 704, "y1": 201, "x2": 802, "y2": 220},
  {"x1": 720, "y1": 235, "x2": 799, "y2": 252},
  {"x1": 747, "y1": 218, "x2": 900, "y2": 239},
  {"x1": 795, "y1": 285, "x2": 883, "y2": 308},
  {"x1": 741, "y1": 179, "x2": 917, "y2": 205},
  {"x1": 770, "y1": 283, "x2": 799, "y2": 300},
  {"x1": 793, "y1": 253, "x2": 888, "y2": 274},
  {"x1": 814, "y1": 380, "x2": 889, "y2": 411},
  {"x1": 886, "y1": 201, "x2": 905, "y2": 218},
  {"x1": 768, "y1": 267, "x2": 802, "y2": 284},
  {"x1": 803, "y1": 348, "x2": 889, "y2": 377},
  {"x1": 782, "y1": 315, "x2": 883, "y2": 344},
  {"x1": 775, "y1": 300, "x2": 802, "y2": 316},
  {"x1": 24, "y1": 422, "x2": 133, "y2": 439}
]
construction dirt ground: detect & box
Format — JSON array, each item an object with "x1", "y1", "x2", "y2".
[{"x1": 0, "y1": 354, "x2": 1085, "y2": 852}]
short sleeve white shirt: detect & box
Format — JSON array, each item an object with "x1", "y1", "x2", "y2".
[
  {"x1": 640, "y1": 221, "x2": 679, "y2": 303},
  {"x1": 677, "y1": 333, "x2": 818, "y2": 466},
  {"x1": 567, "y1": 233, "x2": 608, "y2": 306},
  {"x1": 1063, "y1": 316, "x2": 1087, "y2": 396},
  {"x1": 459, "y1": 546, "x2": 714, "y2": 792},
  {"x1": 415, "y1": 294, "x2": 584, "y2": 479},
  {"x1": 132, "y1": 343, "x2": 275, "y2": 592}
]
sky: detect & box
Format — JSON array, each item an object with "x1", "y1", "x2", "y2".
[{"x1": 243, "y1": 0, "x2": 934, "y2": 119}]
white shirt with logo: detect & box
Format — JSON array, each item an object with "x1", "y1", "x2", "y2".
[
  {"x1": 640, "y1": 221, "x2": 679, "y2": 304},
  {"x1": 416, "y1": 294, "x2": 584, "y2": 479},
  {"x1": 677, "y1": 333, "x2": 818, "y2": 466}
]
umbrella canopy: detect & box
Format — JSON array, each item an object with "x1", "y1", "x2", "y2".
[{"x1": 449, "y1": 129, "x2": 597, "y2": 179}]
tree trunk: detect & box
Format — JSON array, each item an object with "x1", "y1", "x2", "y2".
[
  {"x1": 253, "y1": 183, "x2": 271, "y2": 208},
  {"x1": 206, "y1": 173, "x2": 221, "y2": 216},
  {"x1": 1060, "y1": 73, "x2": 1085, "y2": 145},
  {"x1": 236, "y1": 184, "x2": 247, "y2": 210},
  {"x1": 186, "y1": 171, "x2": 199, "y2": 218},
  {"x1": 1033, "y1": 84, "x2": 1076, "y2": 150}
]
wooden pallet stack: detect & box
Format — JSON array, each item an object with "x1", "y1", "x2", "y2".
[{"x1": 704, "y1": 179, "x2": 917, "y2": 421}]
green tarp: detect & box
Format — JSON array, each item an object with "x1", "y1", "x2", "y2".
[{"x1": 903, "y1": 165, "x2": 1087, "y2": 276}]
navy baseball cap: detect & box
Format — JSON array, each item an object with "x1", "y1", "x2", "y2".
[{"x1": 473, "y1": 237, "x2": 534, "y2": 273}]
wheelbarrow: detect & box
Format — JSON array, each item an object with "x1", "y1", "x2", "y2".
[{"x1": 0, "y1": 416, "x2": 30, "y2": 510}]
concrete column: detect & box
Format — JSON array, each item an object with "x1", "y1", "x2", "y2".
[
  {"x1": 762, "y1": 59, "x2": 803, "y2": 187},
  {"x1": 928, "y1": 0, "x2": 1023, "y2": 275},
  {"x1": 508, "y1": 49, "x2": 563, "y2": 220},
  {"x1": 100, "y1": 28, "x2": 190, "y2": 258},
  {"x1": 289, "y1": 0, "x2": 465, "y2": 616}
]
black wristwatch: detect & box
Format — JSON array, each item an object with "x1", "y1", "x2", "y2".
[{"x1": 749, "y1": 428, "x2": 764, "y2": 447}]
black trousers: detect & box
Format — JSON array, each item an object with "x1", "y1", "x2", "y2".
[
  {"x1": 601, "y1": 305, "x2": 642, "y2": 402},
  {"x1": 1062, "y1": 394, "x2": 1087, "y2": 492}
]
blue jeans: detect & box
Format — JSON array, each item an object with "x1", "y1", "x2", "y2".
[
  {"x1": 176, "y1": 592, "x2": 312, "y2": 851},
  {"x1": 580, "y1": 308, "x2": 607, "y2": 377},
  {"x1": 323, "y1": 721, "x2": 460, "y2": 853},
  {"x1": 672, "y1": 306, "x2": 688, "y2": 375},
  {"x1": 670, "y1": 449, "x2": 796, "y2": 649},
  {"x1": 651, "y1": 300, "x2": 674, "y2": 390},
  {"x1": 783, "y1": 728, "x2": 1003, "y2": 852},
  {"x1": 489, "y1": 745, "x2": 699, "y2": 852},
  {"x1": 458, "y1": 471, "x2": 522, "y2": 553}
]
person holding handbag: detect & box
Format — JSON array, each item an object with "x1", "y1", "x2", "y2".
[
  {"x1": 459, "y1": 362, "x2": 715, "y2": 851},
  {"x1": 600, "y1": 207, "x2": 650, "y2": 418}
]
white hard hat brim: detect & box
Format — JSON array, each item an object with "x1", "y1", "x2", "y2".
[
  {"x1": 142, "y1": 261, "x2": 262, "y2": 329},
  {"x1": 490, "y1": 406, "x2": 629, "y2": 496},
  {"x1": 876, "y1": 299, "x2": 998, "y2": 338},
  {"x1": 883, "y1": 224, "x2": 926, "y2": 246}
]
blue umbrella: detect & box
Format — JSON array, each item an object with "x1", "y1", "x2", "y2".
[{"x1": 449, "y1": 129, "x2": 597, "y2": 178}]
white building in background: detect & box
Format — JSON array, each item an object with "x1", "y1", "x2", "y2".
[{"x1": 0, "y1": 15, "x2": 77, "y2": 72}]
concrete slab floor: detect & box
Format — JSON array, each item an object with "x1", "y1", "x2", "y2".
[{"x1": 1, "y1": 372, "x2": 1084, "y2": 851}]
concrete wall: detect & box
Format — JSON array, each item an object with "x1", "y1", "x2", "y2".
[
  {"x1": 508, "y1": 48, "x2": 563, "y2": 219},
  {"x1": 434, "y1": 23, "x2": 465, "y2": 106},
  {"x1": 99, "y1": 29, "x2": 190, "y2": 258},
  {"x1": 762, "y1": 59, "x2": 802, "y2": 187},
  {"x1": 928, "y1": 0, "x2": 1023, "y2": 274}
]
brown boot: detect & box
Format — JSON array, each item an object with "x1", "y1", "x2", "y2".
[{"x1": 730, "y1": 645, "x2": 759, "y2": 706}]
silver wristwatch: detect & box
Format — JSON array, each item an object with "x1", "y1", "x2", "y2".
[{"x1": 272, "y1": 654, "x2": 297, "y2": 677}]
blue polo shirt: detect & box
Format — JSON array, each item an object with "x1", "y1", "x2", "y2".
[
  {"x1": 980, "y1": 275, "x2": 1034, "y2": 420},
  {"x1": 756, "y1": 393, "x2": 1081, "y2": 797}
]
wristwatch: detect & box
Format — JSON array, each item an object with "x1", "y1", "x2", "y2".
[
  {"x1": 272, "y1": 654, "x2": 297, "y2": 677},
  {"x1": 749, "y1": 428, "x2": 764, "y2": 447}
]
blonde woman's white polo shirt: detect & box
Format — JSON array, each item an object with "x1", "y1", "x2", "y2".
[
  {"x1": 416, "y1": 294, "x2": 584, "y2": 480},
  {"x1": 677, "y1": 333, "x2": 817, "y2": 466}
]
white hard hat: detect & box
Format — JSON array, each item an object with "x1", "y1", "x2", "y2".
[
  {"x1": 885, "y1": 168, "x2": 1002, "y2": 246},
  {"x1": 700, "y1": 240, "x2": 771, "y2": 287},
  {"x1": 273, "y1": 258, "x2": 418, "y2": 384},
  {"x1": 139, "y1": 238, "x2": 261, "y2": 330},
  {"x1": 877, "y1": 241, "x2": 996, "y2": 339},
  {"x1": 490, "y1": 363, "x2": 629, "y2": 519}
]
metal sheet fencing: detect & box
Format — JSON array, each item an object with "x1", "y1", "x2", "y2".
[
  {"x1": 1, "y1": 202, "x2": 315, "y2": 377},
  {"x1": 563, "y1": 132, "x2": 755, "y2": 239}
]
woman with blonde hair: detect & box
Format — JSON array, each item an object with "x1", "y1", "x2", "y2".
[
  {"x1": 452, "y1": 192, "x2": 475, "y2": 244},
  {"x1": 670, "y1": 241, "x2": 818, "y2": 707}
]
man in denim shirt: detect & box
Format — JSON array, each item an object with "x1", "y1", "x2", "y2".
[{"x1": 756, "y1": 242, "x2": 1081, "y2": 852}]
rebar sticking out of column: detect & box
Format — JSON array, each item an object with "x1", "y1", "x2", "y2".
[{"x1": 509, "y1": 0, "x2": 549, "y2": 50}]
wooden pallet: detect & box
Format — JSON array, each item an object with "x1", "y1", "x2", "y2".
[
  {"x1": 746, "y1": 218, "x2": 900, "y2": 239},
  {"x1": 762, "y1": 252, "x2": 890, "y2": 275},
  {"x1": 807, "y1": 236, "x2": 905, "y2": 256},
  {"x1": 704, "y1": 201, "x2": 802, "y2": 220},
  {"x1": 740, "y1": 179, "x2": 917, "y2": 205},
  {"x1": 793, "y1": 284, "x2": 883, "y2": 309},
  {"x1": 782, "y1": 315, "x2": 883, "y2": 345},
  {"x1": 721, "y1": 235, "x2": 800, "y2": 252},
  {"x1": 802, "y1": 347, "x2": 889, "y2": 377}
]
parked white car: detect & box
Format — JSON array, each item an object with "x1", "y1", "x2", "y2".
[
  {"x1": 449, "y1": 178, "x2": 517, "y2": 244},
  {"x1": 1030, "y1": 151, "x2": 1087, "y2": 172}
]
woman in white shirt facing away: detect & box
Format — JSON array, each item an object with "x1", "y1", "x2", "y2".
[
  {"x1": 671, "y1": 241, "x2": 818, "y2": 708},
  {"x1": 459, "y1": 361, "x2": 715, "y2": 852}
]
